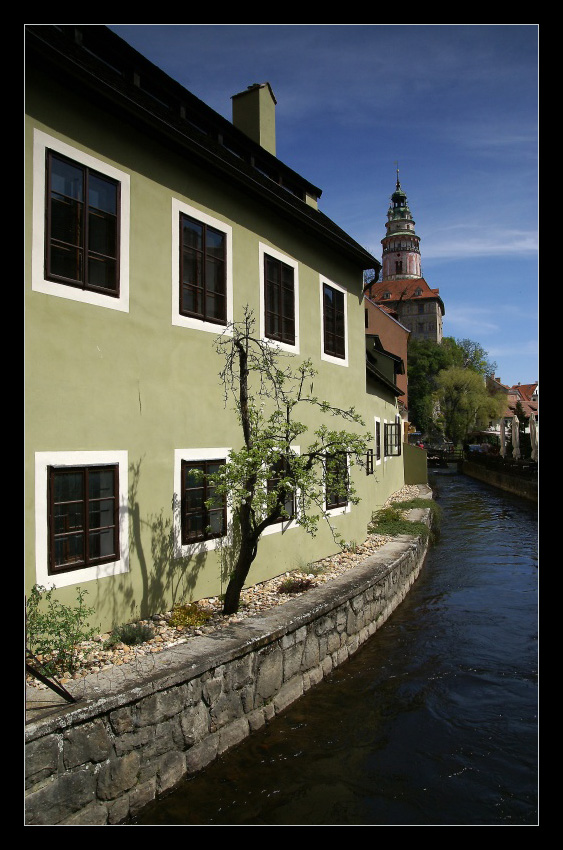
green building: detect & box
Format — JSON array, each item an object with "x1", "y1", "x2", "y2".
[{"x1": 25, "y1": 25, "x2": 408, "y2": 632}]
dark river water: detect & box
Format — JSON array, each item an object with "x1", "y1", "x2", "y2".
[{"x1": 133, "y1": 470, "x2": 538, "y2": 826}]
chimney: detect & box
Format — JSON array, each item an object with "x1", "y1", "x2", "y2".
[{"x1": 232, "y1": 83, "x2": 277, "y2": 156}]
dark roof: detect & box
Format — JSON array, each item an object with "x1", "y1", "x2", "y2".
[
  {"x1": 365, "y1": 334, "x2": 404, "y2": 396},
  {"x1": 366, "y1": 361, "x2": 404, "y2": 397},
  {"x1": 25, "y1": 25, "x2": 380, "y2": 272}
]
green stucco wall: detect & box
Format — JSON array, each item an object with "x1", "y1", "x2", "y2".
[
  {"x1": 403, "y1": 443, "x2": 429, "y2": 485},
  {"x1": 25, "y1": 70, "x2": 404, "y2": 632}
]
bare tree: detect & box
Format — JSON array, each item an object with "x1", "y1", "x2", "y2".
[{"x1": 210, "y1": 308, "x2": 370, "y2": 615}]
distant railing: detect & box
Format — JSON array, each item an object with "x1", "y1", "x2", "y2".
[
  {"x1": 426, "y1": 448, "x2": 464, "y2": 464},
  {"x1": 463, "y1": 450, "x2": 538, "y2": 479}
]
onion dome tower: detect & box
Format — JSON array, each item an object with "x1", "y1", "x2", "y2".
[{"x1": 381, "y1": 170, "x2": 422, "y2": 280}]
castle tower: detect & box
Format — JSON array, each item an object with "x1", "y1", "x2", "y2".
[
  {"x1": 381, "y1": 170, "x2": 422, "y2": 280},
  {"x1": 366, "y1": 169, "x2": 445, "y2": 343}
]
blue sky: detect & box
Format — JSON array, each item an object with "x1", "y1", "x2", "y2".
[{"x1": 110, "y1": 24, "x2": 538, "y2": 388}]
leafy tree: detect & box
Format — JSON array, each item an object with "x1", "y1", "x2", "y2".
[
  {"x1": 210, "y1": 309, "x2": 370, "y2": 615},
  {"x1": 408, "y1": 337, "x2": 497, "y2": 436},
  {"x1": 407, "y1": 339, "x2": 452, "y2": 434},
  {"x1": 435, "y1": 367, "x2": 505, "y2": 446},
  {"x1": 449, "y1": 338, "x2": 497, "y2": 376}
]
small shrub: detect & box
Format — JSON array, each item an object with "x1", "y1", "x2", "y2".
[
  {"x1": 300, "y1": 562, "x2": 326, "y2": 577},
  {"x1": 277, "y1": 576, "x2": 314, "y2": 595},
  {"x1": 368, "y1": 505, "x2": 429, "y2": 540},
  {"x1": 105, "y1": 622, "x2": 154, "y2": 648},
  {"x1": 26, "y1": 584, "x2": 98, "y2": 676},
  {"x1": 168, "y1": 603, "x2": 211, "y2": 629},
  {"x1": 396, "y1": 497, "x2": 442, "y2": 526},
  {"x1": 294, "y1": 557, "x2": 325, "y2": 577}
]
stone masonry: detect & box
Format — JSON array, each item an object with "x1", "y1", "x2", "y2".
[{"x1": 25, "y1": 509, "x2": 431, "y2": 825}]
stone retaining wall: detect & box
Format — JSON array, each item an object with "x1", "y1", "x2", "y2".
[
  {"x1": 461, "y1": 460, "x2": 538, "y2": 502},
  {"x1": 25, "y1": 511, "x2": 431, "y2": 825}
]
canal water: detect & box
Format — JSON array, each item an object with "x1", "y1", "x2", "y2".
[{"x1": 133, "y1": 470, "x2": 538, "y2": 826}]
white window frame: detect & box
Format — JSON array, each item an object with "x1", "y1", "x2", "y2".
[
  {"x1": 31, "y1": 129, "x2": 130, "y2": 312},
  {"x1": 173, "y1": 448, "x2": 232, "y2": 557},
  {"x1": 34, "y1": 450, "x2": 129, "y2": 589},
  {"x1": 259, "y1": 243, "x2": 300, "y2": 354},
  {"x1": 172, "y1": 199, "x2": 233, "y2": 333},
  {"x1": 320, "y1": 276, "x2": 349, "y2": 367},
  {"x1": 374, "y1": 417, "x2": 382, "y2": 466}
]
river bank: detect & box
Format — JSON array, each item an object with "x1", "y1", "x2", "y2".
[
  {"x1": 25, "y1": 484, "x2": 432, "y2": 825},
  {"x1": 130, "y1": 469, "x2": 537, "y2": 826},
  {"x1": 26, "y1": 485, "x2": 422, "y2": 695}
]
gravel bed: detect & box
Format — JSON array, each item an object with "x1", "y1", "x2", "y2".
[{"x1": 27, "y1": 485, "x2": 422, "y2": 688}]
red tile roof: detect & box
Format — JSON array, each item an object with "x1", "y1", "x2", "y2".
[
  {"x1": 511, "y1": 383, "x2": 538, "y2": 402},
  {"x1": 369, "y1": 277, "x2": 439, "y2": 300},
  {"x1": 368, "y1": 277, "x2": 445, "y2": 314}
]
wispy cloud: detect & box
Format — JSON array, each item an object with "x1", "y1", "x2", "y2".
[
  {"x1": 444, "y1": 305, "x2": 501, "y2": 335},
  {"x1": 423, "y1": 226, "x2": 538, "y2": 260},
  {"x1": 487, "y1": 338, "x2": 538, "y2": 355}
]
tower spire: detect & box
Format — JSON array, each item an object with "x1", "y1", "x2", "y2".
[{"x1": 381, "y1": 171, "x2": 422, "y2": 280}]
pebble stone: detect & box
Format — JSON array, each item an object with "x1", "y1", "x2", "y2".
[{"x1": 27, "y1": 486, "x2": 421, "y2": 687}]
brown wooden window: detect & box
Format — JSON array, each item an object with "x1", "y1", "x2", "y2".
[
  {"x1": 181, "y1": 460, "x2": 226, "y2": 544},
  {"x1": 264, "y1": 254, "x2": 295, "y2": 345},
  {"x1": 267, "y1": 457, "x2": 296, "y2": 521},
  {"x1": 180, "y1": 214, "x2": 226, "y2": 324},
  {"x1": 325, "y1": 453, "x2": 348, "y2": 510},
  {"x1": 323, "y1": 283, "x2": 345, "y2": 359},
  {"x1": 45, "y1": 151, "x2": 120, "y2": 295},
  {"x1": 384, "y1": 420, "x2": 402, "y2": 457},
  {"x1": 48, "y1": 465, "x2": 119, "y2": 574}
]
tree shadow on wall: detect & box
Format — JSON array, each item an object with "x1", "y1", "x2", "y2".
[{"x1": 96, "y1": 457, "x2": 213, "y2": 627}]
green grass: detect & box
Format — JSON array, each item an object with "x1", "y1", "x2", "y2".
[
  {"x1": 104, "y1": 621, "x2": 154, "y2": 648},
  {"x1": 368, "y1": 498, "x2": 441, "y2": 541}
]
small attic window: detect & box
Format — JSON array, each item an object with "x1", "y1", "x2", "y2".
[
  {"x1": 383, "y1": 291, "x2": 391, "y2": 299},
  {"x1": 414, "y1": 287, "x2": 422, "y2": 296}
]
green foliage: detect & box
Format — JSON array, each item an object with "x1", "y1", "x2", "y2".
[
  {"x1": 435, "y1": 366, "x2": 505, "y2": 445},
  {"x1": 104, "y1": 622, "x2": 154, "y2": 648},
  {"x1": 277, "y1": 576, "x2": 315, "y2": 594},
  {"x1": 449, "y1": 338, "x2": 497, "y2": 376},
  {"x1": 398, "y1": 497, "x2": 442, "y2": 528},
  {"x1": 26, "y1": 584, "x2": 98, "y2": 676},
  {"x1": 408, "y1": 337, "x2": 497, "y2": 436},
  {"x1": 212, "y1": 307, "x2": 372, "y2": 614},
  {"x1": 407, "y1": 339, "x2": 453, "y2": 434},
  {"x1": 168, "y1": 603, "x2": 211, "y2": 629},
  {"x1": 296, "y1": 560, "x2": 326, "y2": 577},
  {"x1": 368, "y1": 498, "x2": 440, "y2": 541},
  {"x1": 368, "y1": 506, "x2": 425, "y2": 538}
]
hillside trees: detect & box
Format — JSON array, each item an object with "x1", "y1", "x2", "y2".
[
  {"x1": 208, "y1": 309, "x2": 371, "y2": 615},
  {"x1": 435, "y1": 367, "x2": 505, "y2": 446},
  {"x1": 408, "y1": 337, "x2": 499, "y2": 440}
]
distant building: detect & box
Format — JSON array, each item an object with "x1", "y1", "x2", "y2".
[
  {"x1": 366, "y1": 173, "x2": 445, "y2": 343},
  {"x1": 483, "y1": 377, "x2": 539, "y2": 458},
  {"x1": 364, "y1": 298, "x2": 410, "y2": 430},
  {"x1": 488, "y1": 378, "x2": 539, "y2": 433}
]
